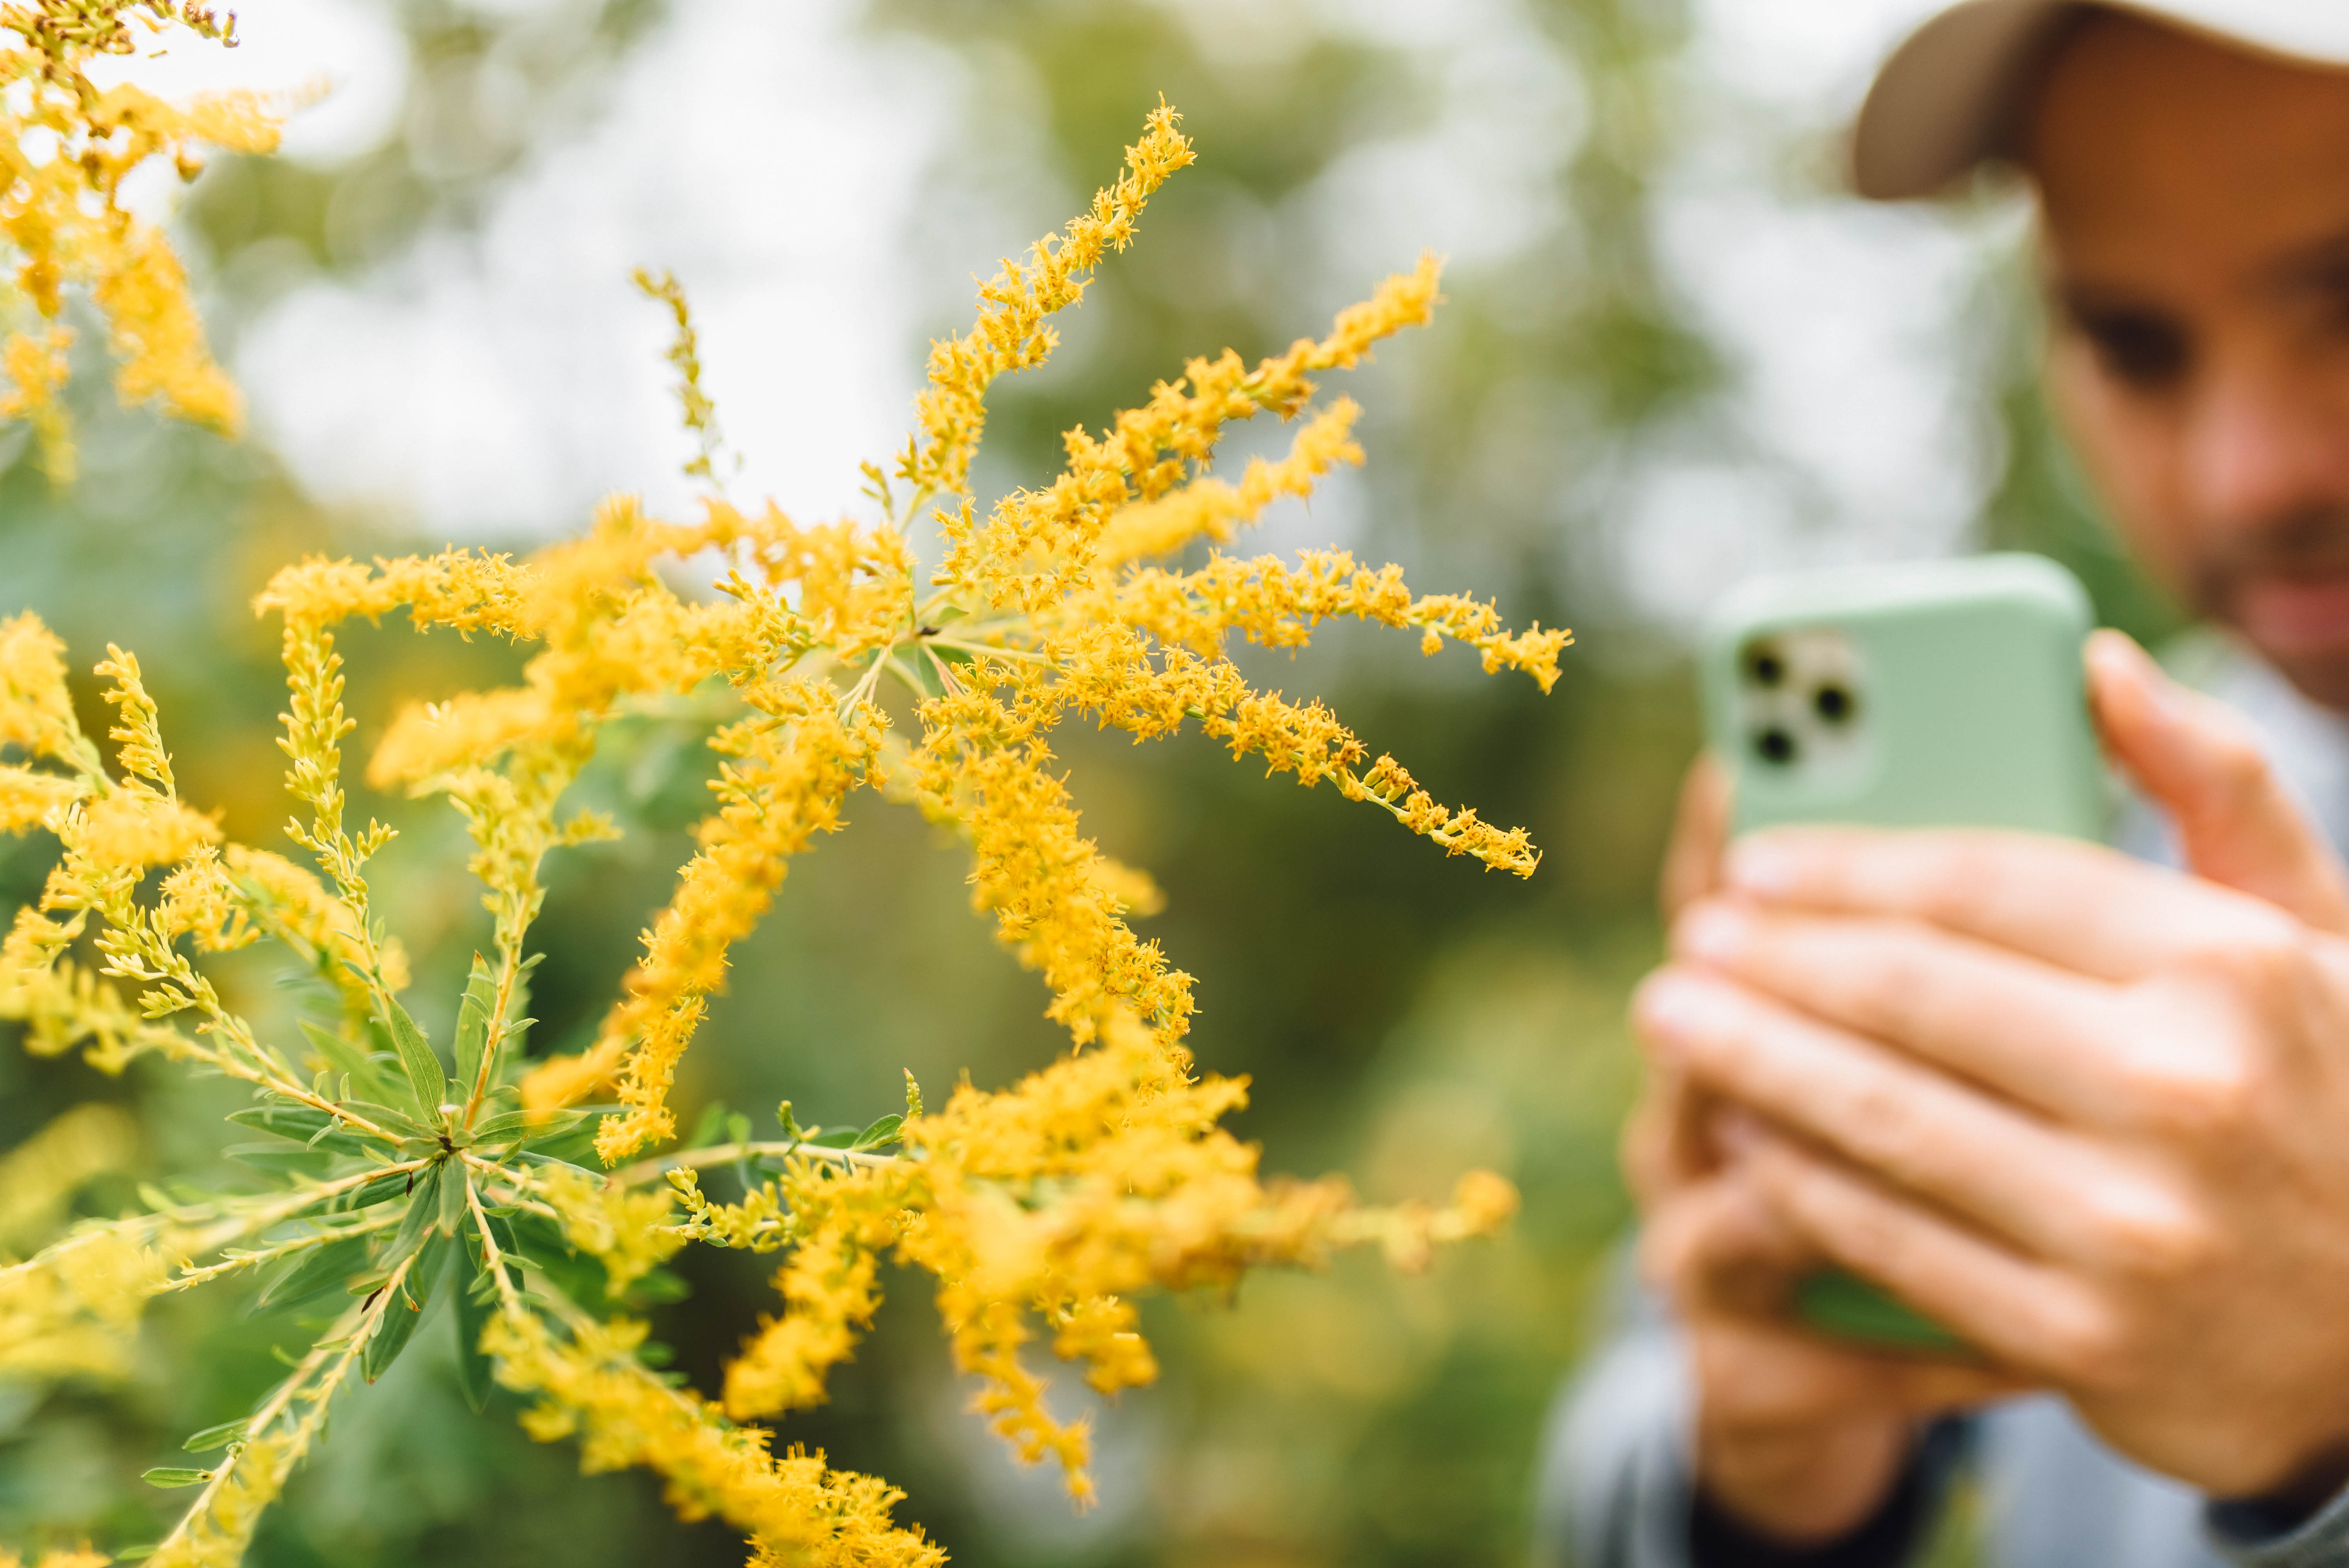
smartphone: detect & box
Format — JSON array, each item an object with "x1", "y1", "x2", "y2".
[{"x1": 1695, "y1": 552, "x2": 2106, "y2": 1351}]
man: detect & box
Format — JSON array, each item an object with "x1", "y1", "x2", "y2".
[{"x1": 1544, "y1": 4, "x2": 2349, "y2": 1565}]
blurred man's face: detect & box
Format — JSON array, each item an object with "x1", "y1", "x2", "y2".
[{"x1": 2030, "y1": 16, "x2": 2349, "y2": 707}]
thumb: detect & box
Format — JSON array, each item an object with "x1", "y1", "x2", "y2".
[
  {"x1": 2087, "y1": 628, "x2": 2349, "y2": 933},
  {"x1": 1660, "y1": 753, "x2": 1731, "y2": 921}
]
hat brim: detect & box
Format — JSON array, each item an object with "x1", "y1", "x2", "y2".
[{"x1": 1852, "y1": 0, "x2": 2349, "y2": 201}]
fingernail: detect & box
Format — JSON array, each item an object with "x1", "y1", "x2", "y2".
[
  {"x1": 1724, "y1": 838, "x2": 1799, "y2": 898},
  {"x1": 1677, "y1": 902, "x2": 1750, "y2": 965},
  {"x1": 2089, "y1": 629, "x2": 2180, "y2": 717}
]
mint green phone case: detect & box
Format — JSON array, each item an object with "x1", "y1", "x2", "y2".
[{"x1": 1696, "y1": 553, "x2": 2105, "y2": 1352}]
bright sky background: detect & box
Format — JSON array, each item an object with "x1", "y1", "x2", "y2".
[{"x1": 130, "y1": 0, "x2": 2019, "y2": 633}]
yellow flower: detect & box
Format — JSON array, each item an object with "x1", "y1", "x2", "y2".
[
  {"x1": 0, "y1": 88, "x2": 1541, "y2": 1559},
  {"x1": 0, "y1": 7, "x2": 282, "y2": 472}
]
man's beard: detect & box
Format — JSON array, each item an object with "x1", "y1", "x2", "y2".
[{"x1": 2190, "y1": 508, "x2": 2349, "y2": 707}]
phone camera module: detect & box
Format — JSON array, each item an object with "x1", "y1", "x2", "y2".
[
  {"x1": 1744, "y1": 644, "x2": 1787, "y2": 688},
  {"x1": 1752, "y1": 727, "x2": 1797, "y2": 765},
  {"x1": 1813, "y1": 684, "x2": 1855, "y2": 724}
]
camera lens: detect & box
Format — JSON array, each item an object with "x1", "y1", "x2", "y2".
[
  {"x1": 1745, "y1": 645, "x2": 1786, "y2": 688},
  {"x1": 1753, "y1": 727, "x2": 1796, "y2": 764},
  {"x1": 1814, "y1": 684, "x2": 1854, "y2": 723}
]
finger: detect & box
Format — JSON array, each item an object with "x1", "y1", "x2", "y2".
[
  {"x1": 1721, "y1": 825, "x2": 2294, "y2": 981},
  {"x1": 1620, "y1": 1057, "x2": 1734, "y2": 1207},
  {"x1": 2087, "y1": 629, "x2": 2349, "y2": 934},
  {"x1": 1691, "y1": 1314, "x2": 2039, "y2": 1436},
  {"x1": 1640, "y1": 1168, "x2": 1814, "y2": 1313},
  {"x1": 1639, "y1": 968, "x2": 2113, "y2": 1260},
  {"x1": 1673, "y1": 899, "x2": 2125, "y2": 1124},
  {"x1": 1746, "y1": 1133, "x2": 2106, "y2": 1383},
  {"x1": 1689, "y1": 1312, "x2": 2029, "y2": 1431},
  {"x1": 1662, "y1": 753, "x2": 1731, "y2": 921}
]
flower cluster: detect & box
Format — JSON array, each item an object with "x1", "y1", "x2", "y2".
[
  {"x1": 0, "y1": 0, "x2": 280, "y2": 479},
  {"x1": 0, "y1": 92, "x2": 1561, "y2": 1567}
]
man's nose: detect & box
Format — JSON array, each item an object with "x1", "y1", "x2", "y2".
[{"x1": 2182, "y1": 355, "x2": 2349, "y2": 531}]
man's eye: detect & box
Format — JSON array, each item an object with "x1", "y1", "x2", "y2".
[{"x1": 2076, "y1": 309, "x2": 2191, "y2": 389}]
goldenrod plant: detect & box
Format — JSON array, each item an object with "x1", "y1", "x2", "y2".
[
  {"x1": 0, "y1": 0, "x2": 275, "y2": 481},
  {"x1": 0, "y1": 23, "x2": 1570, "y2": 1561}
]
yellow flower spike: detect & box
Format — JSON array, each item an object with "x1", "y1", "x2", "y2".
[
  {"x1": 0, "y1": 4, "x2": 282, "y2": 472},
  {"x1": 0, "y1": 612, "x2": 85, "y2": 763},
  {"x1": 1094, "y1": 397, "x2": 1365, "y2": 569},
  {"x1": 487, "y1": 1311, "x2": 946, "y2": 1568},
  {"x1": 1, "y1": 327, "x2": 74, "y2": 481},
  {"x1": 907, "y1": 100, "x2": 1195, "y2": 522}
]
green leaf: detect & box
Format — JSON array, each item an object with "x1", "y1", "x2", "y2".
[
  {"x1": 181, "y1": 1419, "x2": 248, "y2": 1454},
  {"x1": 453, "y1": 953, "x2": 496, "y2": 1102},
  {"x1": 143, "y1": 1468, "x2": 212, "y2": 1488},
  {"x1": 366, "y1": 1232, "x2": 449, "y2": 1383},
  {"x1": 337, "y1": 1168, "x2": 414, "y2": 1211},
  {"x1": 625, "y1": 1268, "x2": 690, "y2": 1306},
  {"x1": 684, "y1": 1100, "x2": 729, "y2": 1153},
  {"x1": 342, "y1": 1100, "x2": 436, "y2": 1142},
  {"x1": 226, "y1": 1142, "x2": 335, "y2": 1178},
  {"x1": 257, "y1": 1233, "x2": 374, "y2": 1312},
  {"x1": 453, "y1": 1249, "x2": 495, "y2": 1413},
  {"x1": 383, "y1": 1000, "x2": 446, "y2": 1115},
  {"x1": 382, "y1": 1167, "x2": 440, "y2": 1270},
  {"x1": 230, "y1": 1103, "x2": 330, "y2": 1140},
  {"x1": 228, "y1": 1102, "x2": 368, "y2": 1156},
  {"x1": 463, "y1": 1110, "x2": 536, "y2": 1148},
  {"x1": 852, "y1": 1114, "x2": 903, "y2": 1151},
  {"x1": 298, "y1": 1018, "x2": 390, "y2": 1102},
  {"x1": 522, "y1": 1110, "x2": 610, "y2": 1164},
  {"x1": 438, "y1": 1160, "x2": 469, "y2": 1235}
]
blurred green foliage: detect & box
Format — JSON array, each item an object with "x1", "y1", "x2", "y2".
[{"x1": 0, "y1": 1, "x2": 2174, "y2": 1565}]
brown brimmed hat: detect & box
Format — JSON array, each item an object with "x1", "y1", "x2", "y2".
[{"x1": 1852, "y1": 0, "x2": 2349, "y2": 200}]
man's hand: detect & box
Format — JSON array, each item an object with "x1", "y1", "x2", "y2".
[
  {"x1": 1624, "y1": 761, "x2": 2015, "y2": 1545},
  {"x1": 1645, "y1": 631, "x2": 2349, "y2": 1505}
]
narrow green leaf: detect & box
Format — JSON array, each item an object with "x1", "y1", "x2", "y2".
[
  {"x1": 852, "y1": 1114, "x2": 903, "y2": 1151},
  {"x1": 114, "y1": 1544, "x2": 158, "y2": 1561},
  {"x1": 806, "y1": 1126, "x2": 858, "y2": 1149},
  {"x1": 182, "y1": 1418, "x2": 249, "y2": 1454},
  {"x1": 228, "y1": 1103, "x2": 366, "y2": 1156},
  {"x1": 383, "y1": 1000, "x2": 446, "y2": 1115},
  {"x1": 453, "y1": 1247, "x2": 495, "y2": 1412},
  {"x1": 453, "y1": 953, "x2": 496, "y2": 1100},
  {"x1": 463, "y1": 1110, "x2": 537, "y2": 1148},
  {"x1": 626, "y1": 1269, "x2": 690, "y2": 1306},
  {"x1": 438, "y1": 1161, "x2": 469, "y2": 1235},
  {"x1": 684, "y1": 1100, "x2": 729, "y2": 1153},
  {"x1": 228, "y1": 1101, "x2": 328, "y2": 1140},
  {"x1": 382, "y1": 1168, "x2": 440, "y2": 1270},
  {"x1": 364, "y1": 1232, "x2": 447, "y2": 1383},
  {"x1": 344, "y1": 1171, "x2": 411, "y2": 1210},
  {"x1": 298, "y1": 1018, "x2": 390, "y2": 1102},
  {"x1": 522, "y1": 1110, "x2": 610, "y2": 1164},
  {"x1": 342, "y1": 1100, "x2": 436, "y2": 1142},
  {"x1": 257, "y1": 1233, "x2": 374, "y2": 1312},
  {"x1": 226, "y1": 1142, "x2": 335, "y2": 1178},
  {"x1": 143, "y1": 1468, "x2": 212, "y2": 1488}
]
